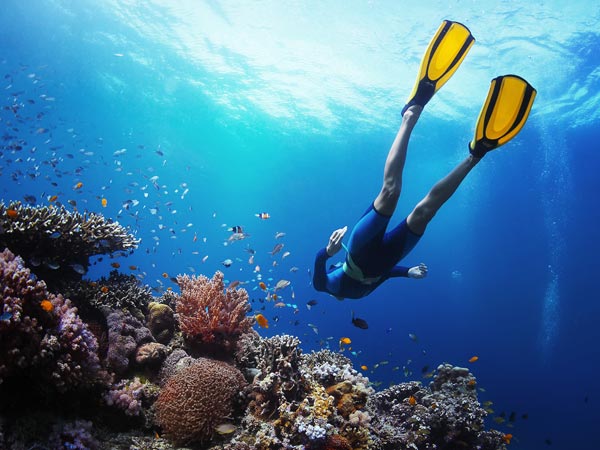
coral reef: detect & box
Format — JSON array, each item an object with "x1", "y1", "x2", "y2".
[
  {"x1": 146, "y1": 301, "x2": 175, "y2": 344},
  {"x1": 367, "y1": 363, "x2": 507, "y2": 449},
  {"x1": 0, "y1": 248, "x2": 102, "y2": 392},
  {"x1": 63, "y1": 270, "x2": 153, "y2": 317},
  {"x1": 48, "y1": 420, "x2": 99, "y2": 450},
  {"x1": 105, "y1": 310, "x2": 155, "y2": 375},
  {"x1": 154, "y1": 358, "x2": 247, "y2": 445},
  {"x1": 176, "y1": 271, "x2": 253, "y2": 355},
  {"x1": 0, "y1": 201, "x2": 139, "y2": 288}
]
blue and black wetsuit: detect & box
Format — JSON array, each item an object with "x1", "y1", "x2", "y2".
[{"x1": 313, "y1": 203, "x2": 422, "y2": 299}]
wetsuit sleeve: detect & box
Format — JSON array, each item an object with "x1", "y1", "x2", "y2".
[
  {"x1": 389, "y1": 265, "x2": 410, "y2": 278},
  {"x1": 313, "y1": 247, "x2": 330, "y2": 291}
]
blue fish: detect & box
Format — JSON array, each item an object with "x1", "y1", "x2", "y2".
[{"x1": 0, "y1": 311, "x2": 13, "y2": 321}]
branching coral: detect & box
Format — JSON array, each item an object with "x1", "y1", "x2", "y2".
[
  {"x1": 0, "y1": 248, "x2": 102, "y2": 392},
  {"x1": 0, "y1": 201, "x2": 139, "y2": 288},
  {"x1": 176, "y1": 271, "x2": 252, "y2": 355},
  {"x1": 154, "y1": 358, "x2": 246, "y2": 445}
]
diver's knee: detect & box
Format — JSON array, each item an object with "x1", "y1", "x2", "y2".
[
  {"x1": 379, "y1": 185, "x2": 400, "y2": 204},
  {"x1": 409, "y1": 203, "x2": 436, "y2": 225}
]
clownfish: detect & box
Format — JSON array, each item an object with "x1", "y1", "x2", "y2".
[{"x1": 255, "y1": 212, "x2": 270, "y2": 220}]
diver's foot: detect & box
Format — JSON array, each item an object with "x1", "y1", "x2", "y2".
[
  {"x1": 402, "y1": 104, "x2": 422, "y2": 126},
  {"x1": 401, "y1": 80, "x2": 435, "y2": 116}
]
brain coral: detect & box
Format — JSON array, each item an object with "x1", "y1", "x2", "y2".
[{"x1": 154, "y1": 358, "x2": 246, "y2": 445}]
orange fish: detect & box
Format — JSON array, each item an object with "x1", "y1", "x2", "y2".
[
  {"x1": 502, "y1": 433, "x2": 513, "y2": 444},
  {"x1": 339, "y1": 337, "x2": 351, "y2": 345},
  {"x1": 272, "y1": 293, "x2": 278, "y2": 301},
  {"x1": 259, "y1": 281, "x2": 267, "y2": 291},
  {"x1": 255, "y1": 313, "x2": 269, "y2": 328},
  {"x1": 101, "y1": 198, "x2": 108, "y2": 207},
  {"x1": 408, "y1": 396, "x2": 417, "y2": 406},
  {"x1": 6, "y1": 209, "x2": 18, "y2": 219},
  {"x1": 40, "y1": 299, "x2": 53, "y2": 312},
  {"x1": 100, "y1": 286, "x2": 109, "y2": 293},
  {"x1": 162, "y1": 272, "x2": 169, "y2": 278},
  {"x1": 73, "y1": 182, "x2": 83, "y2": 190},
  {"x1": 274, "y1": 302, "x2": 286, "y2": 308},
  {"x1": 129, "y1": 265, "x2": 138, "y2": 270},
  {"x1": 360, "y1": 365, "x2": 368, "y2": 371},
  {"x1": 48, "y1": 195, "x2": 58, "y2": 202},
  {"x1": 255, "y1": 212, "x2": 270, "y2": 220},
  {"x1": 468, "y1": 356, "x2": 479, "y2": 363},
  {"x1": 111, "y1": 262, "x2": 120, "y2": 268},
  {"x1": 468, "y1": 379, "x2": 477, "y2": 386}
]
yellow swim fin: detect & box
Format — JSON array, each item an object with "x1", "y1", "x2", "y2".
[
  {"x1": 469, "y1": 75, "x2": 537, "y2": 158},
  {"x1": 402, "y1": 20, "x2": 475, "y2": 115}
]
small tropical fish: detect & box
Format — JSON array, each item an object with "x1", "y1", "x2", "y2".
[
  {"x1": 408, "y1": 396, "x2": 416, "y2": 406},
  {"x1": 222, "y1": 259, "x2": 233, "y2": 268},
  {"x1": 467, "y1": 379, "x2": 477, "y2": 386},
  {"x1": 351, "y1": 311, "x2": 368, "y2": 329},
  {"x1": 48, "y1": 195, "x2": 58, "y2": 202},
  {"x1": 502, "y1": 434, "x2": 513, "y2": 445},
  {"x1": 306, "y1": 299, "x2": 318, "y2": 310},
  {"x1": 270, "y1": 243, "x2": 284, "y2": 256},
  {"x1": 259, "y1": 282, "x2": 267, "y2": 291},
  {"x1": 255, "y1": 212, "x2": 270, "y2": 219},
  {"x1": 228, "y1": 226, "x2": 244, "y2": 233},
  {"x1": 281, "y1": 251, "x2": 291, "y2": 259},
  {"x1": 493, "y1": 416, "x2": 506, "y2": 424},
  {"x1": 360, "y1": 365, "x2": 368, "y2": 371},
  {"x1": 202, "y1": 255, "x2": 209, "y2": 263},
  {"x1": 468, "y1": 356, "x2": 479, "y2": 363},
  {"x1": 6, "y1": 209, "x2": 18, "y2": 219},
  {"x1": 111, "y1": 262, "x2": 121, "y2": 268},
  {"x1": 101, "y1": 198, "x2": 107, "y2": 207},
  {"x1": 255, "y1": 313, "x2": 269, "y2": 328},
  {"x1": 275, "y1": 231, "x2": 286, "y2": 239},
  {"x1": 339, "y1": 337, "x2": 351, "y2": 345},
  {"x1": 228, "y1": 280, "x2": 240, "y2": 289},
  {"x1": 40, "y1": 299, "x2": 53, "y2": 312},
  {"x1": 162, "y1": 272, "x2": 169, "y2": 278},
  {"x1": 274, "y1": 279, "x2": 290, "y2": 291},
  {"x1": 215, "y1": 423, "x2": 236, "y2": 435},
  {"x1": 274, "y1": 302, "x2": 286, "y2": 308},
  {"x1": 129, "y1": 265, "x2": 138, "y2": 270},
  {"x1": 73, "y1": 181, "x2": 83, "y2": 190},
  {"x1": 408, "y1": 333, "x2": 418, "y2": 342},
  {"x1": 70, "y1": 263, "x2": 86, "y2": 275},
  {"x1": 100, "y1": 286, "x2": 109, "y2": 293}
]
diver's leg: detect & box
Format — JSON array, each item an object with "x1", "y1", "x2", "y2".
[
  {"x1": 407, "y1": 154, "x2": 480, "y2": 235},
  {"x1": 373, "y1": 105, "x2": 422, "y2": 216}
]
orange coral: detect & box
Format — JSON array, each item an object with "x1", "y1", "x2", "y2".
[{"x1": 176, "y1": 271, "x2": 252, "y2": 354}]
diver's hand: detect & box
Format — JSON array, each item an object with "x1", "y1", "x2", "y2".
[
  {"x1": 408, "y1": 263, "x2": 428, "y2": 279},
  {"x1": 326, "y1": 226, "x2": 348, "y2": 257}
]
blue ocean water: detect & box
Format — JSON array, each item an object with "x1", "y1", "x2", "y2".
[{"x1": 1, "y1": 1, "x2": 599, "y2": 449}]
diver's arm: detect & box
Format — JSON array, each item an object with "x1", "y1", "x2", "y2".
[{"x1": 313, "y1": 248, "x2": 330, "y2": 291}]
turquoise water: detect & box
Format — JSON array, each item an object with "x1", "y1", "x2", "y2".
[{"x1": 1, "y1": 1, "x2": 599, "y2": 448}]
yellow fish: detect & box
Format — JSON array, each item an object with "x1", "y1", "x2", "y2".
[{"x1": 255, "y1": 313, "x2": 269, "y2": 329}]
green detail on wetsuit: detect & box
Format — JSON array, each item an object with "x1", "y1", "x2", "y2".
[{"x1": 469, "y1": 75, "x2": 537, "y2": 158}]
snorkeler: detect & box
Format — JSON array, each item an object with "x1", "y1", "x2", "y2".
[{"x1": 313, "y1": 20, "x2": 536, "y2": 300}]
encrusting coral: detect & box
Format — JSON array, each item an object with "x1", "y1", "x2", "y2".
[
  {"x1": 0, "y1": 201, "x2": 139, "y2": 289},
  {"x1": 154, "y1": 357, "x2": 247, "y2": 445},
  {"x1": 176, "y1": 271, "x2": 253, "y2": 355}
]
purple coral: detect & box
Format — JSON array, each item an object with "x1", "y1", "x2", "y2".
[
  {"x1": 0, "y1": 248, "x2": 101, "y2": 391},
  {"x1": 48, "y1": 420, "x2": 98, "y2": 450},
  {"x1": 103, "y1": 377, "x2": 145, "y2": 416},
  {"x1": 105, "y1": 310, "x2": 154, "y2": 375}
]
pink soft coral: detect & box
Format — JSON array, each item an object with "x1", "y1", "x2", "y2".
[{"x1": 176, "y1": 271, "x2": 252, "y2": 355}]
